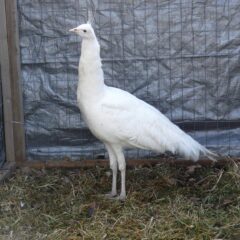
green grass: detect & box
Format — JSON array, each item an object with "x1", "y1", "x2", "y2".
[{"x1": 0, "y1": 161, "x2": 240, "y2": 240}]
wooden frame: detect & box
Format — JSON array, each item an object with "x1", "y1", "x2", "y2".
[
  {"x1": 17, "y1": 159, "x2": 211, "y2": 169},
  {"x1": 17, "y1": 158, "x2": 239, "y2": 169},
  {"x1": 0, "y1": 0, "x2": 25, "y2": 180}
]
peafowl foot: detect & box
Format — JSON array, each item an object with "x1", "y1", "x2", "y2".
[
  {"x1": 114, "y1": 194, "x2": 126, "y2": 201},
  {"x1": 104, "y1": 192, "x2": 117, "y2": 199}
]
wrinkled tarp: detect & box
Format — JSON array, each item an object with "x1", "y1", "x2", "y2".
[
  {"x1": 17, "y1": 0, "x2": 240, "y2": 160},
  {"x1": 0, "y1": 66, "x2": 5, "y2": 166}
]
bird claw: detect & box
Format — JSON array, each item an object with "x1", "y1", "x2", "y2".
[
  {"x1": 104, "y1": 192, "x2": 117, "y2": 199},
  {"x1": 102, "y1": 192, "x2": 126, "y2": 201},
  {"x1": 114, "y1": 195, "x2": 126, "y2": 202}
]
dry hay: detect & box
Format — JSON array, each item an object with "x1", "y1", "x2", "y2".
[{"x1": 0, "y1": 160, "x2": 240, "y2": 240}]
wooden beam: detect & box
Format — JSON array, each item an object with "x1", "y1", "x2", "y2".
[
  {"x1": 5, "y1": 0, "x2": 26, "y2": 163},
  {"x1": 16, "y1": 158, "x2": 238, "y2": 169},
  {"x1": 0, "y1": 0, "x2": 15, "y2": 163}
]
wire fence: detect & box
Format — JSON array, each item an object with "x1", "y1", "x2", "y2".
[{"x1": 17, "y1": 0, "x2": 240, "y2": 160}]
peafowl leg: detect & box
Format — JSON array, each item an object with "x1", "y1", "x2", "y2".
[
  {"x1": 119, "y1": 166, "x2": 126, "y2": 200},
  {"x1": 105, "y1": 144, "x2": 118, "y2": 197},
  {"x1": 113, "y1": 146, "x2": 126, "y2": 201}
]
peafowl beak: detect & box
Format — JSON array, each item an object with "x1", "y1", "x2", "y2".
[{"x1": 69, "y1": 28, "x2": 78, "y2": 33}]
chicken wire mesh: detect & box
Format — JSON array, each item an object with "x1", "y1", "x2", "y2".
[
  {"x1": 0, "y1": 66, "x2": 5, "y2": 167},
  {"x1": 17, "y1": 0, "x2": 240, "y2": 161}
]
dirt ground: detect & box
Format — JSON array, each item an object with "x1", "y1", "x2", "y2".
[{"x1": 0, "y1": 160, "x2": 240, "y2": 240}]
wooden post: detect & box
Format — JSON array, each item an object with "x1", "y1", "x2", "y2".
[
  {"x1": 0, "y1": 0, "x2": 26, "y2": 165},
  {"x1": 5, "y1": 0, "x2": 26, "y2": 163},
  {"x1": 0, "y1": 0, "x2": 15, "y2": 163}
]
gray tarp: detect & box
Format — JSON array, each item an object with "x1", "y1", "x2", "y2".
[{"x1": 17, "y1": 0, "x2": 240, "y2": 160}]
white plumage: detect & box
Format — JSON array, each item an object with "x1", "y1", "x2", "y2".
[{"x1": 70, "y1": 23, "x2": 215, "y2": 200}]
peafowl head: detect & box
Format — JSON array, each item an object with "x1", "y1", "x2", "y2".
[{"x1": 69, "y1": 22, "x2": 95, "y2": 39}]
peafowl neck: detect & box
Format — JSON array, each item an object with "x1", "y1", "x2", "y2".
[
  {"x1": 78, "y1": 37, "x2": 105, "y2": 99},
  {"x1": 80, "y1": 37, "x2": 100, "y2": 61}
]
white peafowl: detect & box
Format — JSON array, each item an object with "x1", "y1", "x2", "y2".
[{"x1": 69, "y1": 22, "x2": 216, "y2": 201}]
